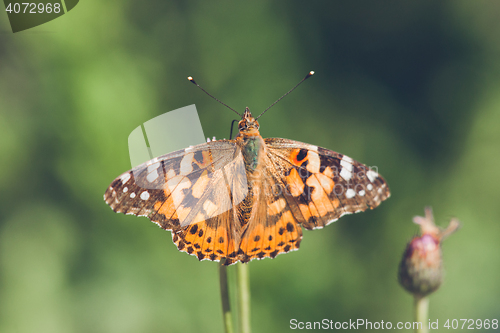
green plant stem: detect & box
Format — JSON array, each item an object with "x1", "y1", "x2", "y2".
[
  {"x1": 414, "y1": 296, "x2": 429, "y2": 333},
  {"x1": 237, "y1": 263, "x2": 251, "y2": 333},
  {"x1": 219, "y1": 261, "x2": 234, "y2": 333}
]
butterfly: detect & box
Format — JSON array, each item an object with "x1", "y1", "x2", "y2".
[{"x1": 104, "y1": 74, "x2": 390, "y2": 265}]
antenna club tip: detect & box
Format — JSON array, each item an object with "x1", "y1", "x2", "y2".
[
  {"x1": 305, "y1": 71, "x2": 315, "y2": 79},
  {"x1": 187, "y1": 76, "x2": 197, "y2": 85}
]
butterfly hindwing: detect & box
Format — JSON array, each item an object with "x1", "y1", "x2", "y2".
[{"x1": 230, "y1": 164, "x2": 303, "y2": 264}]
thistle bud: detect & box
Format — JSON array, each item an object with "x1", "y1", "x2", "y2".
[{"x1": 398, "y1": 207, "x2": 460, "y2": 297}]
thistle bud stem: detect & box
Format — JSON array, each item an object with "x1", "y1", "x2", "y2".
[{"x1": 414, "y1": 296, "x2": 429, "y2": 333}]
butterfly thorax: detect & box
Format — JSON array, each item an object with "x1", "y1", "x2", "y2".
[
  {"x1": 236, "y1": 108, "x2": 264, "y2": 173},
  {"x1": 234, "y1": 108, "x2": 266, "y2": 227}
]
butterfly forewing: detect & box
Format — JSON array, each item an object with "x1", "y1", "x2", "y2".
[
  {"x1": 105, "y1": 140, "x2": 245, "y2": 223},
  {"x1": 265, "y1": 138, "x2": 390, "y2": 230}
]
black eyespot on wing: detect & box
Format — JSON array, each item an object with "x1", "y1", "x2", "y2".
[{"x1": 297, "y1": 149, "x2": 308, "y2": 162}]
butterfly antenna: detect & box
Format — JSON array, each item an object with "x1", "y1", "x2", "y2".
[
  {"x1": 255, "y1": 71, "x2": 315, "y2": 120},
  {"x1": 188, "y1": 76, "x2": 242, "y2": 117}
]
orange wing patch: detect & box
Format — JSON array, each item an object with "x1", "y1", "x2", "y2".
[
  {"x1": 154, "y1": 196, "x2": 178, "y2": 222},
  {"x1": 289, "y1": 148, "x2": 320, "y2": 173},
  {"x1": 194, "y1": 150, "x2": 213, "y2": 169},
  {"x1": 272, "y1": 211, "x2": 302, "y2": 254},
  {"x1": 192, "y1": 170, "x2": 210, "y2": 198},
  {"x1": 173, "y1": 221, "x2": 237, "y2": 262},
  {"x1": 285, "y1": 168, "x2": 305, "y2": 197},
  {"x1": 306, "y1": 175, "x2": 335, "y2": 218},
  {"x1": 237, "y1": 209, "x2": 303, "y2": 263},
  {"x1": 290, "y1": 148, "x2": 308, "y2": 166},
  {"x1": 239, "y1": 223, "x2": 265, "y2": 257}
]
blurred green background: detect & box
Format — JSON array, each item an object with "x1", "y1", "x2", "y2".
[{"x1": 1, "y1": 1, "x2": 499, "y2": 332}]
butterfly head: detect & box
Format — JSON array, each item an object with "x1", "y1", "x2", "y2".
[{"x1": 238, "y1": 107, "x2": 260, "y2": 136}]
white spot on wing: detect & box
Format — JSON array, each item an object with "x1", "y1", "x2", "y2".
[
  {"x1": 367, "y1": 184, "x2": 373, "y2": 191},
  {"x1": 340, "y1": 168, "x2": 352, "y2": 181},
  {"x1": 342, "y1": 155, "x2": 353, "y2": 164},
  {"x1": 147, "y1": 170, "x2": 159, "y2": 182},
  {"x1": 367, "y1": 170, "x2": 378, "y2": 182},
  {"x1": 120, "y1": 173, "x2": 131, "y2": 184},
  {"x1": 147, "y1": 162, "x2": 160, "y2": 173},
  {"x1": 123, "y1": 187, "x2": 128, "y2": 193},
  {"x1": 358, "y1": 189, "x2": 365, "y2": 196},
  {"x1": 140, "y1": 191, "x2": 150, "y2": 200},
  {"x1": 130, "y1": 193, "x2": 136, "y2": 198},
  {"x1": 340, "y1": 157, "x2": 353, "y2": 180},
  {"x1": 180, "y1": 153, "x2": 194, "y2": 175},
  {"x1": 346, "y1": 188, "x2": 356, "y2": 199}
]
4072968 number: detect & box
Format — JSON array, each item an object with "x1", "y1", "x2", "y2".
[
  {"x1": 444, "y1": 319, "x2": 498, "y2": 330},
  {"x1": 5, "y1": 3, "x2": 61, "y2": 14}
]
